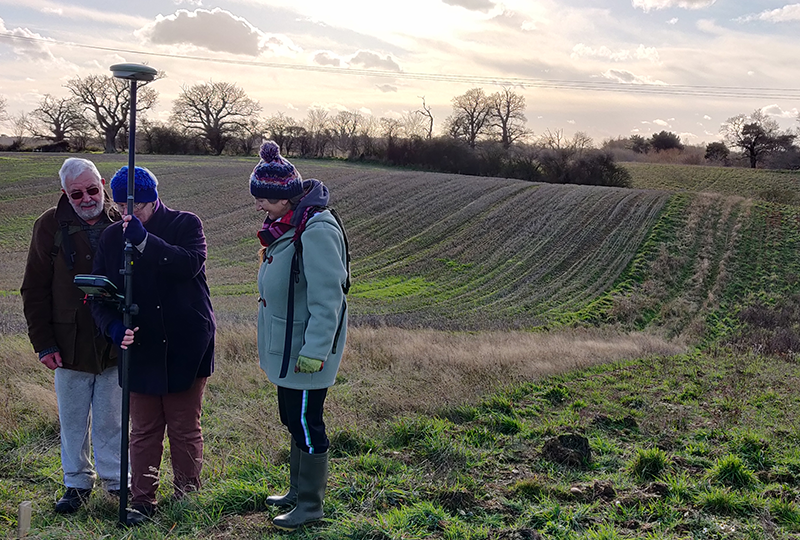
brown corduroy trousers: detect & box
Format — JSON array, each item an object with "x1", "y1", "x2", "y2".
[{"x1": 129, "y1": 377, "x2": 207, "y2": 506}]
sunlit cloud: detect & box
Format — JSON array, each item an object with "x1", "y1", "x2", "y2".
[
  {"x1": 441, "y1": 0, "x2": 495, "y2": 12},
  {"x1": 601, "y1": 69, "x2": 667, "y2": 85},
  {"x1": 0, "y1": 18, "x2": 56, "y2": 61},
  {"x1": 571, "y1": 43, "x2": 660, "y2": 63},
  {"x1": 312, "y1": 51, "x2": 343, "y2": 67},
  {"x1": 761, "y1": 104, "x2": 799, "y2": 119},
  {"x1": 349, "y1": 51, "x2": 401, "y2": 71},
  {"x1": 136, "y1": 8, "x2": 301, "y2": 56},
  {"x1": 737, "y1": 4, "x2": 800, "y2": 23},
  {"x1": 632, "y1": 0, "x2": 716, "y2": 12}
]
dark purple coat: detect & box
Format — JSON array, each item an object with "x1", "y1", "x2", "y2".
[{"x1": 91, "y1": 201, "x2": 215, "y2": 395}]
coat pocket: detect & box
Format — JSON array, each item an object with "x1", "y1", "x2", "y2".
[
  {"x1": 53, "y1": 308, "x2": 77, "y2": 366},
  {"x1": 268, "y1": 315, "x2": 306, "y2": 359}
]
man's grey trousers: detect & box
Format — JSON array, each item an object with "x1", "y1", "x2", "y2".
[{"x1": 54, "y1": 366, "x2": 126, "y2": 491}]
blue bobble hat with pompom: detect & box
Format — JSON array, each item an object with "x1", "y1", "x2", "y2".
[
  {"x1": 249, "y1": 141, "x2": 303, "y2": 200},
  {"x1": 110, "y1": 166, "x2": 159, "y2": 203}
]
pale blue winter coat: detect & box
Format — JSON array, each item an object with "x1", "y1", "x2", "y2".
[{"x1": 257, "y1": 208, "x2": 348, "y2": 390}]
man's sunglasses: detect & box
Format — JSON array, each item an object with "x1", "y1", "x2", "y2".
[{"x1": 69, "y1": 186, "x2": 101, "y2": 200}]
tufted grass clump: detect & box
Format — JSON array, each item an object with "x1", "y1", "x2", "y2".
[
  {"x1": 629, "y1": 447, "x2": 670, "y2": 481},
  {"x1": 708, "y1": 454, "x2": 757, "y2": 489},
  {"x1": 695, "y1": 486, "x2": 762, "y2": 517}
]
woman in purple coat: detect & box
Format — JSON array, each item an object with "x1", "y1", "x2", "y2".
[{"x1": 91, "y1": 166, "x2": 215, "y2": 525}]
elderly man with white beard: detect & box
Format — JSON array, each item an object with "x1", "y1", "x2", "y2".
[{"x1": 21, "y1": 157, "x2": 124, "y2": 514}]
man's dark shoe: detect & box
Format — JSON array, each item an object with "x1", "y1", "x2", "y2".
[{"x1": 54, "y1": 487, "x2": 92, "y2": 514}]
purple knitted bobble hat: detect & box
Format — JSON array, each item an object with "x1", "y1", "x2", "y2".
[{"x1": 249, "y1": 141, "x2": 303, "y2": 200}]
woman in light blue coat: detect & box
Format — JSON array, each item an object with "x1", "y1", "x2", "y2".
[{"x1": 250, "y1": 141, "x2": 348, "y2": 531}]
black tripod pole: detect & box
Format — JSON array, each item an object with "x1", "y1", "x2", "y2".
[
  {"x1": 117, "y1": 76, "x2": 138, "y2": 526},
  {"x1": 109, "y1": 62, "x2": 157, "y2": 527}
]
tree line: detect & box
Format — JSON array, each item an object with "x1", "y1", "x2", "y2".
[{"x1": 2, "y1": 75, "x2": 799, "y2": 188}]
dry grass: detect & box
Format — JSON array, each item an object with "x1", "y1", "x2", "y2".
[
  {"x1": 0, "y1": 334, "x2": 58, "y2": 434},
  {"x1": 332, "y1": 325, "x2": 686, "y2": 421},
  {"x1": 0, "y1": 323, "x2": 686, "y2": 442}
]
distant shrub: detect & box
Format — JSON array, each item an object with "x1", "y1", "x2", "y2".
[{"x1": 731, "y1": 294, "x2": 800, "y2": 357}]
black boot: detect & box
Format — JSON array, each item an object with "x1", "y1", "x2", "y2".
[
  {"x1": 272, "y1": 451, "x2": 328, "y2": 531},
  {"x1": 55, "y1": 487, "x2": 92, "y2": 514},
  {"x1": 266, "y1": 439, "x2": 300, "y2": 507},
  {"x1": 125, "y1": 501, "x2": 156, "y2": 527}
]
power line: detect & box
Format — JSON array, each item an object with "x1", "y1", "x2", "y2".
[{"x1": 2, "y1": 31, "x2": 800, "y2": 100}]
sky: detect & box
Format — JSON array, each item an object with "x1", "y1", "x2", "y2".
[{"x1": 1, "y1": 0, "x2": 799, "y2": 146}]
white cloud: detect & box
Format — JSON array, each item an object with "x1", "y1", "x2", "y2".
[
  {"x1": 349, "y1": 51, "x2": 401, "y2": 71},
  {"x1": 632, "y1": 0, "x2": 716, "y2": 12},
  {"x1": 136, "y1": 8, "x2": 301, "y2": 56},
  {"x1": 737, "y1": 4, "x2": 800, "y2": 23},
  {"x1": 571, "y1": 43, "x2": 660, "y2": 63},
  {"x1": 703, "y1": 115, "x2": 711, "y2": 120},
  {"x1": 376, "y1": 84, "x2": 398, "y2": 92},
  {"x1": 667, "y1": 17, "x2": 679, "y2": 24},
  {"x1": 0, "y1": 0, "x2": 147, "y2": 26},
  {"x1": 312, "y1": 51, "x2": 343, "y2": 67},
  {"x1": 601, "y1": 69, "x2": 667, "y2": 85},
  {"x1": 653, "y1": 119, "x2": 670, "y2": 127},
  {"x1": 761, "y1": 104, "x2": 800, "y2": 119},
  {"x1": 441, "y1": 0, "x2": 495, "y2": 12},
  {"x1": 0, "y1": 18, "x2": 57, "y2": 61},
  {"x1": 308, "y1": 101, "x2": 349, "y2": 113},
  {"x1": 695, "y1": 18, "x2": 725, "y2": 34}
]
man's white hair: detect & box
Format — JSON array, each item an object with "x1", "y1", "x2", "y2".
[{"x1": 59, "y1": 158, "x2": 101, "y2": 190}]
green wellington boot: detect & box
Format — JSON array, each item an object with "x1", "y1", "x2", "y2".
[
  {"x1": 266, "y1": 439, "x2": 300, "y2": 507},
  {"x1": 272, "y1": 450, "x2": 328, "y2": 531}
]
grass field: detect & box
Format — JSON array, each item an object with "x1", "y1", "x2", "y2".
[{"x1": 2, "y1": 153, "x2": 800, "y2": 539}]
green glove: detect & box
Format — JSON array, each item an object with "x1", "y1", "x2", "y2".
[{"x1": 295, "y1": 355, "x2": 323, "y2": 373}]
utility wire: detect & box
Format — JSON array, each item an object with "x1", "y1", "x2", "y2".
[{"x1": 2, "y1": 31, "x2": 800, "y2": 100}]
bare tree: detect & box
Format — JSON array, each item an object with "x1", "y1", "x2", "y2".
[
  {"x1": 416, "y1": 96, "x2": 434, "y2": 139},
  {"x1": 171, "y1": 81, "x2": 260, "y2": 155},
  {"x1": 380, "y1": 117, "x2": 402, "y2": 140},
  {"x1": 304, "y1": 108, "x2": 332, "y2": 157},
  {"x1": 263, "y1": 112, "x2": 296, "y2": 153},
  {"x1": 721, "y1": 109, "x2": 796, "y2": 168},
  {"x1": 234, "y1": 116, "x2": 264, "y2": 156},
  {"x1": 9, "y1": 112, "x2": 29, "y2": 148},
  {"x1": 28, "y1": 94, "x2": 88, "y2": 143},
  {"x1": 66, "y1": 74, "x2": 159, "y2": 153},
  {"x1": 446, "y1": 88, "x2": 492, "y2": 148},
  {"x1": 331, "y1": 110, "x2": 362, "y2": 157},
  {"x1": 0, "y1": 97, "x2": 8, "y2": 126},
  {"x1": 489, "y1": 87, "x2": 527, "y2": 148},
  {"x1": 357, "y1": 115, "x2": 380, "y2": 157},
  {"x1": 402, "y1": 110, "x2": 428, "y2": 139}
]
